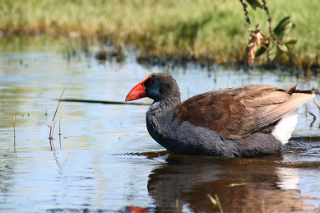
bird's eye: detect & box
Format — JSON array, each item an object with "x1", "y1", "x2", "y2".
[{"x1": 148, "y1": 80, "x2": 153, "y2": 86}]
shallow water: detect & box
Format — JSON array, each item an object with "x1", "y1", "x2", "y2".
[{"x1": 0, "y1": 43, "x2": 320, "y2": 212}]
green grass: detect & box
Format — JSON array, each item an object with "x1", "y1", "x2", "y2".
[{"x1": 0, "y1": 0, "x2": 319, "y2": 67}]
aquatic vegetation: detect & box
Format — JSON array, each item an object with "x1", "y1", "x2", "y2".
[
  {"x1": 49, "y1": 87, "x2": 67, "y2": 150},
  {"x1": 0, "y1": 0, "x2": 319, "y2": 70}
]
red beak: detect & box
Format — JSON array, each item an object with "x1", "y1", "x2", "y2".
[{"x1": 125, "y1": 74, "x2": 151, "y2": 101}]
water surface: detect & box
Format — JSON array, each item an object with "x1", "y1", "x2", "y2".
[{"x1": 0, "y1": 43, "x2": 320, "y2": 212}]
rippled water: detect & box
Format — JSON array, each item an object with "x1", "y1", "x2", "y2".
[{"x1": 0, "y1": 42, "x2": 320, "y2": 212}]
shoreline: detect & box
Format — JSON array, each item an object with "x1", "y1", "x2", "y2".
[
  {"x1": 0, "y1": 33, "x2": 319, "y2": 75},
  {"x1": 0, "y1": 0, "x2": 319, "y2": 73}
]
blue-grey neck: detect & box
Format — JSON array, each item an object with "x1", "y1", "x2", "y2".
[{"x1": 146, "y1": 95, "x2": 181, "y2": 144}]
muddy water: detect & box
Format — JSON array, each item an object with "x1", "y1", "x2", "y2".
[{"x1": 0, "y1": 43, "x2": 320, "y2": 212}]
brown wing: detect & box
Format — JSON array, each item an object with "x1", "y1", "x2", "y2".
[{"x1": 173, "y1": 84, "x2": 314, "y2": 140}]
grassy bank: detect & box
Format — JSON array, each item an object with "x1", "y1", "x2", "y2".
[{"x1": 0, "y1": 0, "x2": 319, "y2": 69}]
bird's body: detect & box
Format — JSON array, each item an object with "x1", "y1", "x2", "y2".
[{"x1": 126, "y1": 73, "x2": 314, "y2": 157}]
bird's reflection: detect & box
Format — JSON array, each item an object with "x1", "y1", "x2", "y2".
[{"x1": 146, "y1": 153, "x2": 317, "y2": 212}]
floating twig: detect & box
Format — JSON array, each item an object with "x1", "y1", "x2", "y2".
[{"x1": 59, "y1": 98, "x2": 150, "y2": 106}]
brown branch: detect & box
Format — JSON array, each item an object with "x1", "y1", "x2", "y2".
[
  {"x1": 259, "y1": 43, "x2": 269, "y2": 51},
  {"x1": 261, "y1": 0, "x2": 273, "y2": 38},
  {"x1": 260, "y1": 32, "x2": 274, "y2": 42},
  {"x1": 240, "y1": 0, "x2": 251, "y2": 34}
]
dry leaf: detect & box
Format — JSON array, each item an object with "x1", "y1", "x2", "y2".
[
  {"x1": 245, "y1": 28, "x2": 271, "y2": 66},
  {"x1": 246, "y1": 33, "x2": 262, "y2": 66}
]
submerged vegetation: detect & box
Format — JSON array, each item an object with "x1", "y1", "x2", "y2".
[{"x1": 0, "y1": 0, "x2": 319, "y2": 70}]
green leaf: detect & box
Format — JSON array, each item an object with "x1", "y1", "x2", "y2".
[
  {"x1": 255, "y1": 46, "x2": 266, "y2": 57},
  {"x1": 277, "y1": 43, "x2": 288, "y2": 52},
  {"x1": 283, "y1": 36, "x2": 297, "y2": 44},
  {"x1": 268, "y1": 43, "x2": 276, "y2": 61},
  {"x1": 255, "y1": 42, "x2": 269, "y2": 57},
  {"x1": 275, "y1": 23, "x2": 292, "y2": 40},
  {"x1": 273, "y1": 16, "x2": 291, "y2": 37},
  {"x1": 281, "y1": 22, "x2": 292, "y2": 38},
  {"x1": 245, "y1": 0, "x2": 263, "y2": 10},
  {"x1": 280, "y1": 52, "x2": 289, "y2": 60},
  {"x1": 273, "y1": 16, "x2": 290, "y2": 34}
]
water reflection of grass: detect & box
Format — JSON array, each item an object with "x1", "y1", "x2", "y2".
[{"x1": 0, "y1": 0, "x2": 319, "y2": 68}]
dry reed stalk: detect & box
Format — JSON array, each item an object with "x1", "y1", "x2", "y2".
[
  {"x1": 207, "y1": 194, "x2": 224, "y2": 213},
  {"x1": 59, "y1": 119, "x2": 62, "y2": 149},
  {"x1": 49, "y1": 87, "x2": 67, "y2": 150},
  {"x1": 13, "y1": 116, "x2": 16, "y2": 145},
  {"x1": 214, "y1": 194, "x2": 224, "y2": 213},
  {"x1": 314, "y1": 100, "x2": 320, "y2": 111},
  {"x1": 308, "y1": 111, "x2": 317, "y2": 127}
]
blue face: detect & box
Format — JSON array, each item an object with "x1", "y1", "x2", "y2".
[
  {"x1": 143, "y1": 73, "x2": 180, "y2": 103},
  {"x1": 145, "y1": 82, "x2": 161, "y2": 101},
  {"x1": 144, "y1": 76, "x2": 162, "y2": 101}
]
